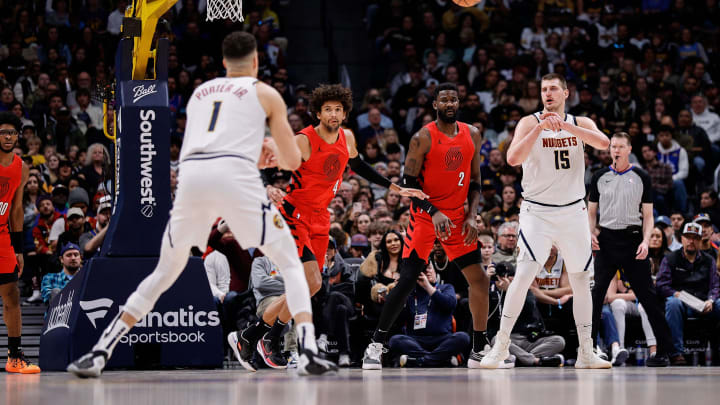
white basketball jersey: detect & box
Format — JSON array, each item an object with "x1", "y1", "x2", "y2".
[
  {"x1": 521, "y1": 113, "x2": 586, "y2": 205},
  {"x1": 535, "y1": 254, "x2": 564, "y2": 290},
  {"x1": 180, "y1": 76, "x2": 266, "y2": 165}
]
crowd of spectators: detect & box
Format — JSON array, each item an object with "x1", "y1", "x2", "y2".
[{"x1": 3, "y1": 1, "x2": 719, "y2": 366}]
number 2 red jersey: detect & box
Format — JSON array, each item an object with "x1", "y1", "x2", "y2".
[
  {"x1": 285, "y1": 125, "x2": 349, "y2": 210},
  {"x1": 419, "y1": 121, "x2": 474, "y2": 211},
  {"x1": 0, "y1": 155, "x2": 22, "y2": 273}
]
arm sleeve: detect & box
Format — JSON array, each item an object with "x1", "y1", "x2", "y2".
[
  {"x1": 403, "y1": 174, "x2": 438, "y2": 216},
  {"x1": 348, "y1": 156, "x2": 392, "y2": 188}
]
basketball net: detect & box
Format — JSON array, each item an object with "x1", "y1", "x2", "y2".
[{"x1": 206, "y1": 0, "x2": 244, "y2": 22}]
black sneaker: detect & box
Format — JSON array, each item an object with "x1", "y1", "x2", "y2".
[
  {"x1": 539, "y1": 354, "x2": 564, "y2": 367},
  {"x1": 297, "y1": 349, "x2": 338, "y2": 375},
  {"x1": 227, "y1": 331, "x2": 257, "y2": 372},
  {"x1": 646, "y1": 353, "x2": 670, "y2": 367},
  {"x1": 257, "y1": 333, "x2": 288, "y2": 369}
]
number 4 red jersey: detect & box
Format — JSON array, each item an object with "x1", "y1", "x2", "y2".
[
  {"x1": 285, "y1": 125, "x2": 349, "y2": 210},
  {"x1": 419, "y1": 121, "x2": 474, "y2": 211}
]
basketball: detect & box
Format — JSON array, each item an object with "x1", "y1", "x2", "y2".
[{"x1": 452, "y1": 0, "x2": 482, "y2": 7}]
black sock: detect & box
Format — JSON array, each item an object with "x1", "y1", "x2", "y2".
[
  {"x1": 267, "y1": 319, "x2": 287, "y2": 342},
  {"x1": 8, "y1": 336, "x2": 21, "y2": 356},
  {"x1": 472, "y1": 330, "x2": 489, "y2": 352},
  {"x1": 372, "y1": 329, "x2": 388, "y2": 344},
  {"x1": 241, "y1": 320, "x2": 272, "y2": 342}
]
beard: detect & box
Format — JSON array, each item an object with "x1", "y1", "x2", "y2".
[
  {"x1": 0, "y1": 140, "x2": 16, "y2": 153},
  {"x1": 437, "y1": 109, "x2": 457, "y2": 123},
  {"x1": 321, "y1": 121, "x2": 340, "y2": 133},
  {"x1": 65, "y1": 264, "x2": 81, "y2": 274}
]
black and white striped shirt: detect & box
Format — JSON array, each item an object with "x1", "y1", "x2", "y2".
[{"x1": 589, "y1": 165, "x2": 653, "y2": 230}]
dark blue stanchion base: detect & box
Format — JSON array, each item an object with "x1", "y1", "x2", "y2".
[{"x1": 39, "y1": 256, "x2": 223, "y2": 371}]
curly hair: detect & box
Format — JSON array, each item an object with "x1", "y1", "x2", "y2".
[{"x1": 309, "y1": 84, "x2": 353, "y2": 115}]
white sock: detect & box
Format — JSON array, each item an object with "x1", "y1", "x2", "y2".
[
  {"x1": 92, "y1": 313, "x2": 131, "y2": 356},
  {"x1": 296, "y1": 322, "x2": 318, "y2": 354}
]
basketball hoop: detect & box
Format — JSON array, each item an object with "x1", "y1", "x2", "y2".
[{"x1": 206, "y1": 0, "x2": 244, "y2": 22}]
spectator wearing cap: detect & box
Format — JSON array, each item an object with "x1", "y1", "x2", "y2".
[
  {"x1": 655, "y1": 215, "x2": 682, "y2": 251},
  {"x1": 657, "y1": 222, "x2": 720, "y2": 364},
  {"x1": 389, "y1": 261, "x2": 469, "y2": 367},
  {"x1": 55, "y1": 208, "x2": 92, "y2": 258},
  {"x1": 640, "y1": 143, "x2": 674, "y2": 215},
  {"x1": 607, "y1": 73, "x2": 640, "y2": 130},
  {"x1": 479, "y1": 179, "x2": 501, "y2": 214},
  {"x1": 694, "y1": 213, "x2": 718, "y2": 258},
  {"x1": 492, "y1": 221, "x2": 518, "y2": 266},
  {"x1": 349, "y1": 234, "x2": 369, "y2": 259},
  {"x1": 49, "y1": 185, "x2": 69, "y2": 216},
  {"x1": 41, "y1": 242, "x2": 82, "y2": 304},
  {"x1": 317, "y1": 236, "x2": 356, "y2": 366},
  {"x1": 79, "y1": 195, "x2": 112, "y2": 259},
  {"x1": 49, "y1": 186, "x2": 96, "y2": 252},
  {"x1": 656, "y1": 125, "x2": 689, "y2": 214}
]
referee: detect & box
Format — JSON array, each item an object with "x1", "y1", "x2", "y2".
[{"x1": 588, "y1": 132, "x2": 673, "y2": 367}]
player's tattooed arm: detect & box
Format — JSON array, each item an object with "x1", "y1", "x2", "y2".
[{"x1": 403, "y1": 128, "x2": 431, "y2": 177}]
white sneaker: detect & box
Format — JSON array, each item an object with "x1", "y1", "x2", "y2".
[
  {"x1": 26, "y1": 290, "x2": 42, "y2": 304},
  {"x1": 478, "y1": 332, "x2": 512, "y2": 369},
  {"x1": 611, "y1": 346, "x2": 629, "y2": 366},
  {"x1": 576, "y1": 340, "x2": 612, "y2": 369},
  {"x1": 469, "y1": 344, "x2": 515, "y2": 369},
  {"x1": 67, "y1": 351, "x2": 108, "y2": 378},
  {"x1": 596, "y1": 345, "x2": 609, "y2": 361},
  {"x1": 338, "y1": 353, "x2": 351, "y2": 367},
  {"x1": 362, "y1": 342, "x2": 385, "y2": 370},
  {"x1": 287, "y1": 351, "x2": 299, "y2": 369}
]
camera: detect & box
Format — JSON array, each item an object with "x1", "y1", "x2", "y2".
[{"x1": 495, "y1": 261, "x2": 515, "y2": 278}]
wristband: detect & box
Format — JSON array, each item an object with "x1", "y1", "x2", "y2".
[{"x1": 10, "y1": 231, "x2": 23, "y2": 253}]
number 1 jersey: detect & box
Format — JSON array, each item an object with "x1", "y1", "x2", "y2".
[
  {"x1": 181, "y1": 76, "x2": 266, "y2": 166},
  {"x1": 521, "y1": 112, "x2": 585, "y2": 205}
]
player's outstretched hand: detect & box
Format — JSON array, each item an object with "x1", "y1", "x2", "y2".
[
  {"x1": 266, "y1": 185, "x2": 286, "y2": 204},
  {"x1": 461, "y1": 216, "x2": 478, "y2": 246},
  {"x1": 390, "y1": 183, "x2": 429, "y2": 199},
  {"x1": 258, "y1": 137, "x2": 279, "y2": 169},
  {"x1": 432, "y1": 211, "x2": 455, "y2": 241}
]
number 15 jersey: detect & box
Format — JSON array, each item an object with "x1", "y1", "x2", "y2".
[{"x1": 521, "y1": 112, "x2": 585, "y2": 206}]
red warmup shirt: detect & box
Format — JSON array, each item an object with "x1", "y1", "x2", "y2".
[
  {"x1": 418, "y1": 121, "x2": 474, "y2": 211},
  {"x1": 285, "y1": 125, "x2": 349, "y2": 210}
]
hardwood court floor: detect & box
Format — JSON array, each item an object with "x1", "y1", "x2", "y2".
[{"x1": 3, "y1": 367, "x2": 719, "y2": 405}]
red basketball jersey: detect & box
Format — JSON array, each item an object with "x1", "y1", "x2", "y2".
[
  {"x1": 285, "y1": 125, "x2": 349, "y2": 210},
  {"x1": 418, "y1": 121, "x2": 474, "y2": 211},
  {"x1": 0, "y1": 155, "x2": 22, "y2": 260}
]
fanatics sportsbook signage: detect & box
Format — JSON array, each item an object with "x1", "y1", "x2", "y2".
[{"x1": 39, "y1": 257, "x2": 223, "y2": 370}]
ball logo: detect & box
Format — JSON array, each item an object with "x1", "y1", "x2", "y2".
[
  {"x1": 141, "y1": 204, "x2": 154, "y2": 218},
  {"x1": 323, "y1": 155, "x2": 342, "y2": 181},
  {"x1": 444, "y1": 147, "x2": 463, "y2": 171},
  {"x1": 0, "y1": 176, "x2": 9, "y2": 199},
  {"x1": 273, "y1": 214, "x2": 284, "y2": 229}
]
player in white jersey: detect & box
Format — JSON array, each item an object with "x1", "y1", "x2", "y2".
[
  {"x1": 68, "y1": 32, "x2": 337, "y2": 377},
  {"x1": 480, "y1": 73, "x2": 612, "y2": 369}
]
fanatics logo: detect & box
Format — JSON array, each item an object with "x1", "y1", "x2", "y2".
[
  {"x1": 273, "y1": 214, "x2": 284, "y2": 229},
  {"x1": 444, "y1": 147, "x2": 463, "y2": 171}
]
